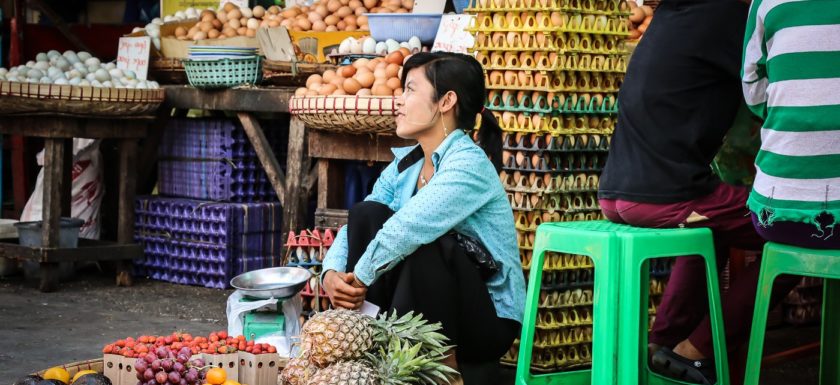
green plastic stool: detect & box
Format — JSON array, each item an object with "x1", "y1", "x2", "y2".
[
  {"x1": 515, "y1": 220, "x2": 730, "y2": 385},
  {"x1": 744, "y1": 243, "x2": 840, "y2": 385}
]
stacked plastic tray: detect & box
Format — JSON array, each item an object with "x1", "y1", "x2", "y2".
[
  {"x1": 284, "y1": 229, "x2": 338, "y2": 323},
  {"x1": 783, "y1": 277, "x2": 823, "y2": 325},
  {"x1": 133, "y1": 196, "x2": 283, "y2": 289},
  {"x1": 158, "y1": 118, "x2": 287, "y2": 202}
]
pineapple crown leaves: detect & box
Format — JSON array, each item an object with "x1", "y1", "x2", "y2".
[
  {"x1": 372, "y1": 310, "x2": 451, "y2": 354},
  {"x1": 364, "y1": 338, "x2": 459, "y2": 385}
]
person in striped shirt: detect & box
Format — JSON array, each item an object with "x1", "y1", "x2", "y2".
[{"x1": 742, "y1": 0, "x2": 840, "y2": 249}]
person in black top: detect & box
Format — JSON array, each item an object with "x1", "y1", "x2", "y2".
[{"x1": 598, "y1": 1, "x2": 798, "y2": 383}]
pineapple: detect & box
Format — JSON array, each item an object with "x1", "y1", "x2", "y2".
[
  {"x1": 301, "y1": 309, "x2": 450, "y2": 368},
  {"x1": 305, "y1": 339, "x2": 458, "y2": 385},
  {"x1": 280, "y1": 356, "x2": 319, "y2": 385}
]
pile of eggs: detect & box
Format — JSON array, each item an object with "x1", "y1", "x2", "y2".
[
  {"x1": 132, "y1": 8, "x2": 206, "y2": 50},
  {"x1": 337, "y1": 36, "x2": 422, "y2": 55},
  {"x1": 280, "y1": 0, "x2": 414, "y2": 32},
  {"x1": 0, "y1": 50, "x2": 160, "y2": 89},
  {"x1": 627, "y1": 1, "x2": 653, "y2": 40},
  {"x1": 296, "y1": 49, "x2": 409, "y2": 97}
]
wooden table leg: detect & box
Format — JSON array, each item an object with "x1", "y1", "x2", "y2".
[
  {"x1": 283, "y1": 117, "x2": 309, "y2": 242},
  {"x1": 39, "y1": 138, "x2": 66, "y2": 292},
  {"x1": 237, "y1": 112, "x2": 286, "y2": 206},
  {"x1": 116, "y1": 138, "x2": 138, "y2": 287},
  {"x1": 317, "y1": 159, "x2": 345, "y2": 210}
]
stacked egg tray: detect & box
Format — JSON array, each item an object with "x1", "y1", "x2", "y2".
[
  {"x1": 283, "y1": 228, "x2": 339, "y2": 318},
  {"x1": 501, "y1": 252, "x2": 672, "y2": 372},
  {"x1": 466, "y1": 0, "x2": 630, "y2": 135},
  {"x1": 133, "y1": 196, "x2": 283, "y2": 289},
  {"x1": 158, "y1": 118, "x2": 288, "y2": 203},
  {"x1": 783, "y1": 276, "x2": 823, "y2": 325}
]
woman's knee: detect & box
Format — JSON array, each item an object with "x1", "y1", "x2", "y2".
[{"x1": 348, "y1": 201, "x2": 393, "y2": 229}]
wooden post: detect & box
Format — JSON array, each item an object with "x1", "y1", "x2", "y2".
[
  {"x1": 116, "y1": 138, "x2": 138, "y2": 287},
  {"x1": 236, "y1": 113, "x2": 286, "y2": 206},
  {"x1": 283, "y1": 117, "x2": 308, "y2": 241},
  {"x1": 39, "y1": 138, "x2": 66, "y2": 292},
  {"x1": 317, "y1": 159, "x2": 345, "y2": 210}
]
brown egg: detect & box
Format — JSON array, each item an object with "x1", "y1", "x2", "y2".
[
  {"x1": 385, "y1": 77, "x2": 401, "y2": 90},
  {"x1": 199, "y1": 21, "x2": 213, "y2": 32},
  {"x1": 344, "y1": 15, "x2": 357, "y2": 26},
  {"x1": 306, "y1": 89, "x2": 319, "y2": 97},
  {"x1": 336, "y1": 6, "x2": 353, "y2": 18},
  {"x1": 363, "y1": 0, "x2": 377, "y2": 8},
  {"x1": 356, "y1": 14, "x2": 368, "y2": 26},
  {"x1": 355, "y1": 71, "x2": 375, "y2": 88},
  {"x1": 401, "y1": 0, "x2": 414, "y2": 9},
  {"x1": 398, "y1": 47, "x2": 410, "y2": 57},
  {"x1": 638, "y1": 23, "x2": 648, "y2": 33},
  {"x1": 307, "y1": 74, "x2": 323, "y2": 87},
  {"x1": 312, "y1": 20, "x2": 326, "y2": 30},
  {"x1": 245, "y1": 28, "x2": 256, "y2": 37},
  {"x1": 252, "y1": 5, "x2": 266, "y2": 18},
  {"x1": 222, "y1": 27, "x2": 238, "y2": 37},
  {"x1": 240, "y1": 17, "x2": 249, "y2": 25},
  {"x1": 385, "y1": 63, "x2": 400, "y2": 78},
  {"x1": 327, "y1": 0, "x2": 342, "y2": 12},
  {"x1": 349, "y1": 0, "x2": 362, "y2": 8},
  {"x1": 339, "y1": 65, "x2": 357, "y2": 77},
  {"x1": 281, "y1": 19, "x2": 294, "y2": 28},
  {"x1": 229, "y1": 18, "x2": 241, "y2": 29},
  {"x1": 201, "y1": 10, "x2": 216, "y2": 21},
  {"x1": 217, "y1": 11, "x2": 228, "y2": 23},
  {"x1": 373, "y1": 67, "x2": 387, "y2": 80},
  {"x1": 323, "y1": 14, "x2": 339, "y2": 25},
  {"x1": 331, "y1": 76, "x2": 345, "y2": 88},
  {"x1": 357, "y1": 88, "x2": 372, "y2": 96},
  {"x1": 228, "y1": 9, "x2": 242, "y2": 20},
  {"x1": 175, "y1": 26, "x2": 187, "y2": 37},
  {"x1": 194, "y1": 31, "x2": 208, "y2": 40},
  {"x1": 268, "y1": 5, "x2": 281, "y2": 14},
  {"x1": 340, "y1": 0, "x2": 351, "y2": 5},
  {"x1": 308, "y1": 12, "x2": 323, "y2": 23},
  {"x1": 319, "y1": 83, "x2": 338, "y2": 95},
  {"x1": 343, "y1": 78, "x2": 362, "y2": 94},
  {"x1": 367, "y1": 58, "x2": 381, "y2": 70},
  {"x1": 323, "y1": 70, "x2": 337, "y2": 82},
  {"x1": 354, "y1": 6, "x2": 368, "y2": 15},
  {"x1": 209, "y1": 19, "x2": 221, "y2": 29},
  {"x1": 352, "y1": 58, "x2": 370, "y2": 69},
  {"x1": 504, "y1": 71, "x2": 517, "y2": 86},
  {"x1": 326, "y1": 25, "x2": 338, "y2": 31},
  {"x1": 385, "y1": 51, "x2": 405, "y2": 65},
  {"x1": 237, "y1": 27, "x2": 248, "y2": 35},
  {"x1": 297, "y1": 18, "x2": 313, "y2": 30},
  {"x1": 281, "y1": 9, "x2": 298, "y2": 18},
  {"x1": 295, "y1": 87, "x2": 308, "y2": 97},
  {"x1": 223, "y1": 2, "x2": 237, "y2": 12},
  {"x1": 301, "y1": 5, "x2": 311, "y2": 12},
  {"x1": 208, "y1": 29, "x2": 220, "y2": 39},
  {"x1": 372, "y1": 84, "x2": 393, "y2": 96},
  {"x1": 337, "y1": 20, "x2": 347, "y2": 29}
]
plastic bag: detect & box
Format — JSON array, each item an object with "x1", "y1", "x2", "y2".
[{"x1": 226, "y1": 291, "x2": 303, "y2": 358}]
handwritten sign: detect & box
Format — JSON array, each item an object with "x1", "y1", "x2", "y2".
[
  {"x1": 431, "y1": 14, "x2": 476, "y2": 54},
  {"x1": 117, "y1": 36, "x2": 152, "y2": 81},
  {"x1": 219, "y1": 0, "x2": 249, "y2": 10}
]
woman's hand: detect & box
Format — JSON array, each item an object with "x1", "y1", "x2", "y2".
[{"x1": 323, "y1": 270, "x2": 367, "y2": 310}]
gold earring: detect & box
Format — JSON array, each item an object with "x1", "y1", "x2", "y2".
[{"x1": 443, "y1": 121, "x2": 449, "y2": 137}]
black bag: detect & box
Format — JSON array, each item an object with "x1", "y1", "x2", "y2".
[{"x1": 450, "y1": 232, "x2": 500, "y2": 281}]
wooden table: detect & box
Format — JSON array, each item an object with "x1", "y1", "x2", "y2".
[
  {"x1": 0, "y1": 114, "x2": 147, "y2": 292},
  {"x1": 161, "y1": 86, "x2": 312, "y2": 240},
  {"x1": 308, "y1": 129, "x2": 412, "y2": 228}
]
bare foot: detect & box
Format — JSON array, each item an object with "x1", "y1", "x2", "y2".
[{"x1": 673, "y1": 339, "x2": 706, "y2": 361}]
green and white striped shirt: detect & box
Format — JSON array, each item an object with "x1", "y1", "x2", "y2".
[{"x1": 742, "y1": 0, "x2": 840, "y2": 228}]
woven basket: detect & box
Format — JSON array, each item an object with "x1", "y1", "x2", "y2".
[
  {"x1": 0, "y1": 81, "x2": 164, "y2": 116},
  {"x1": 34, "y1": 358, "x2": 104, "y2": 377},
  {"x1": 289, "y1": 95, "x2": 398, "y2": 134},
  {"x1": 183, "y1": 57, "x2": 263, "y2": 89}
]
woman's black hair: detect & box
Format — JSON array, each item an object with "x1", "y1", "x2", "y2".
[{"x1": 401, "y1": 52, "x2": 503, "y2": 172}]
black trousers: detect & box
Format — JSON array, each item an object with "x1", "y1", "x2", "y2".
[{"x1": 346, "y1": 201, "x2": 520, "y2": 364}]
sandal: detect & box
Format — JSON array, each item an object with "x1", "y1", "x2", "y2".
[{"x1": 650, "y1": 347, "x2": 717, "y2": 385}]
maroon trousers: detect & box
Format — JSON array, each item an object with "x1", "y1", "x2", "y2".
[{"x1": 599, "y1": 183, "x2": 799, "y2": 358}]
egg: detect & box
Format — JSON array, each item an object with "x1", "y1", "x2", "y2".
[
  {"x1": 228, "y1": 9, "x2": 242, "y2": 21},
  {"x1": 357, "y1": 88, "x2": 372, "y2": 96},
  {"x1": 350, "y1": 38, "x2": 364, "y2": 54},
  {"x1": 343, "y1": 78, "x2": 362, "y2": 94},
  {"x1": 247, "y1": 18, "x2": 260, "y2": 29},
  {"x1": 297, "y1": 18, "x2": 312, "y2": 30},
  {"x1": 385, "y1": 77, "x2": 401, "y2": 90},
  {"x1": 362, "y1": 38, "x2": 376, "y2": 55},
  {"x1": 322, "y1": 70, "x2": 337, "y2": 83},
  {"x1": 339, "y1": 38, "x2": 354, "y2": 54},
  {"x1": 385, "y1": 51, "x2": 404, "y2": 65},
  {"x1": 313, "y1": 20, "x2": 327, "y2": 31},
  {"x1": 407, "y1": 36, "x2": 421, "y2": 53},
  {"x1": 385, "y1": 39, "x2": 400, "y2": 53},
  {"x1": 385, "y1": 63, "x2": 400, "y2": 78},
  {"x1": 245, "y1": 28, "x2": 256, "y2": 37},
  {"x1": 175, "y1": 26, "x2": 188, "y2": 37},
  {"x1": 208, "y1": 29, "x2": 221, "y2": 39},
  {"x1": 339, "y1": 65, "x2": 357, "y2": 78},
  {"x1": 372, "y1": 84, "x2": 393, "y2": 96},
  {"x1": 355, "y1": 71, "x2": 375, "y2": 88},
  {"x1": 319, "y1": 83, "x2": 338, "y2": 95}
]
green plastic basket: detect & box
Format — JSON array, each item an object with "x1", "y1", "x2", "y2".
[{"x1": 182, "y1": 56, "x2": 263, "y2": 89}]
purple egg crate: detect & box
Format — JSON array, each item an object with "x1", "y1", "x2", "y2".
[
  {"x1": 158, "y1": 118, "x2": 288, "y2": 202},
  {"x1": 133, "y1": 196, "x2": 283, "y2": 288}
]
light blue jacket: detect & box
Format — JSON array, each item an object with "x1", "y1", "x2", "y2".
[{"x1": 322, "y1": 129, "x2": 525, "y2": 322}]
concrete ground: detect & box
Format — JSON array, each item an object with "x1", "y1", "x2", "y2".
[{"x1": 0, "y1": 267, "x2": 822, "y2": 384}]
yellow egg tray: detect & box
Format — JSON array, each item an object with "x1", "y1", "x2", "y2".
[
  {"x1": 529, "y1": 344, "x2": 593, "y2": 372},
  {"x1": 503, "y1": 169, "x2": 603, "y2": 194},
  {"x1": 471, "y1": 32, "x2": 627, "y2": 54},
  {"x1": 502, "y1": 131, "x2": 611, "y2": 152},
  {"x1": 466, "y1": 12, "x2": 630, "y2": 36},
  {"x1": 494, "y1": 110, "x2": 617, "y2": 133},
  {"x1": 508, "y1": 190, "x2": 601, "y2": 212},
  {"x1": 520, "y1": 251, "x2": 596, "y2": 272},
  {"x1": 537, "y1": 288, "x2": 595, "y2": 309},
  {"x1": 466, "y1": 0, "x2": 630, "y2": 16},
  {"x1": 536, "y1": 308, "x2": 594, "y2": 329},
  {"x1": 489, "y1": 90, "x2": 618, "y2": 115},
  {"x1": 533, "y1": 326, "x2": 593, "y2": 348},
  {"x1": 480, "y1": 52, "x2": 628, "y2": 73}
]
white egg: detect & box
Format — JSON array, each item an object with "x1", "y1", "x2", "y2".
[
  {"x1": 163, "y1": 15, "x2": 176, "y2": 23},
  {"x1": 152, "y1": 17, "x2": 164, "y2": 25},
  {"x1": 91, "y1": 80, "x2": 103, "y2": 87},
  {"x1": 399, "y1": 42, "x2": 410, "y2": 49},
  {"x1": 86, "y1": 73, "x2": 97, "y2": 82},
  {"x1": 68, "y1": 69, "x2": 83, "y2": 79},
  {"x1": 149, "y1": 81, "x2": 160, "y2": 88},
  {"x1": 94, "y1": 69, "x2": 110, "y2": 82},
  {"x1": 34, "y1": 61, "x2": 50, "y2": 71},
  {"x1": 27, "y1": 69, "x2": 44, "y2": 79},
  {"x1": 339, "y1": 38, "x2": 353, "y2": 55},
  {"x1": 362, "y1": 38, "x2": 376, "y2": 54},
  {"x1": 26, "y1": 60, "x2": 36, "y2": 68},
  {"x1": 65, "y1": 54, "x2": 80, "y2": 64},
  {"x1": 0, "y1": 74, "x2": 6, "y2": 81},
  {"x1": 153, "y1": 38, "x2": 161, "y2": 51},
  {"x1": 54, "y1": 77, "x2": 69, "y2": 85},
  {"x1": 242, "y1": 7, "x2": 253, "y2": 17},
  {"x1": 109, "y1": 68, "x2": 124, "y2": 78},
  {"x1": 124, "y1": 82, "x2": 135, "y2": 89},
  {"x1": 102, "y1": 80, "x2": 113, "y2": 87},
  {"x1": 85, "y1": 57, "x2": 101, "y2": 67},
  {"x1": 55, "y1": 58, "x2": 70, "y2": 71},
  {"x1": 40, "y1": 76, "x2": 52, "y2": 84},
  {"x1": 135, "y1": 81, "x2": 148, "y2": 89},
  {"x1": 186, "y1": 7, "x2": 198, "y2": 17},
  {"x1": 0, "y1": 68, "x2": 7, "y2": 76},
  {"x1": 6, "y1": 75, "x2": 18, "y2": 82},
  {"x1": 175, "y1": 11, "x2": 186, "y2": 19},
  {"x1": 68, "y1": 77, "x2": 81, "y2": 85},
  {"x1": 50, "y1": 72, "x2": 66, "y2": 81},
  {"x1": 27, "y1": 78, "x2": 39, "y2": 83},
  {"x1": 385, "y1": 39, "x2": 400, "y2": 54},
  {"x1": 17, "y1": 65, "x2": 28, "y2": 73},
  {"x1": 36, "y1": 53, "x2": 48, "y2": 62},
  {"x1": 133, "y1": 27, "x2": 144, "y2": 33},
  {"x1": 79, "y1": 79, "x2": 91, "y2": 86},
  {"x1": 47, "y1": 67, "x2": 61, "y2": 76},
  {"x1": 350, "y1": 38, "x2": 364, "y2": 54},
  {"x1": 123, "y1": 70, "x2": 137, "y2": 80},
  {"x1": 47, "y1": 50, "x2": 61, "y2": 59},
  {"x1": 408, "y1": 36, "x2": 421, "y2": 52},
  {"x1": 374, "y1": 41, "x2": 388, "y2": 55},
  {"x1": 77, "y1": 51, "x2": 92, "y2": 62}
]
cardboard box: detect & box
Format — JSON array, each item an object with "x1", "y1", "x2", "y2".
[
  {"x1": 237, "y1": 352, "x2": 283, "y2": 385},
  {"x1": 204, "y1": 353, "x2": 239, "y2": 381},
  {"x1": 289, "y1": 31, "x2": 369, "y2": 62},
  {"x1": 160, "y1": 36, "x2": 261, "y2": 59},
  {"x1": 103, "y1": 354, "x2": 123, "y2": 385},
  {"x1": 120, "y1": 356, "x2": 140, "y2": 385}
]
